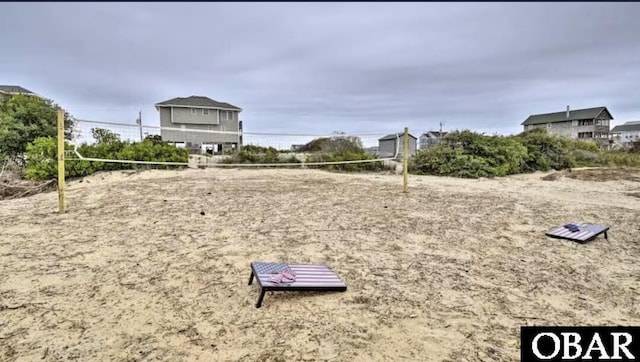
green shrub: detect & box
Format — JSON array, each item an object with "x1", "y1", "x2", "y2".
[
  {"x1": 296, "y1": 134, "x2": 385, "y2": 172},
  {"x1": 599, "y1": 151, "x2": 640, "y2": 167},
  {"x1": 411, "y1": 128, "x2": 640, "y2": 179},
  {"x1": 221, "y1": 145, "x2": 301, "y2": 165},
  {"x1": 25, "y1": 137, "x2": 95, "y2": 180},
  {"x1": 306, "y1": 150, "x2": 386, "y2": 172},
  {"x1": 298, "y1": 138, "x2": 329, "y2": 152},
  {"x1": 298, "y1": 135, "x2": 365, "y2": 154},
  {"x1": 411, "y1": 130, "x2": 528, "y2": 178},
  {"x1": 410, "y1": 145, "x2": 490, "y2": 178},
  {"x1": 511, "y1": 129, "x2": 576, "y2": 172},
  {"x1": 117, "y1": 140, "x2": 189, "y2": 168},
  {"x1": 0, "y1": 94, "x2": 74, "y2": 162},
  {"x1": 24, "y1": 136, "x2": 189, "y2": 180},
  {"x1": 572, "y1": 149, "x2": 602, "y2": 167},
  {"x1": 221, "y1": 135, "x2": 384, "y2": 171}
]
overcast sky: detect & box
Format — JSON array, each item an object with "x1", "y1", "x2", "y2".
[{"x1": 2, "y1": 2, "x2": 640, "y2": 136}]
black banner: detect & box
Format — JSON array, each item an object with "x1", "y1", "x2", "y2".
[{"x1": 521, "y1": 326, "x2": 640, "y2": 361}]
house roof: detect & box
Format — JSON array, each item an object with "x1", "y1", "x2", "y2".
[
  {"x1": 155, "y1": 96, "x2": 241, "y2": 111},
  {"x1": 611, "y1": 121, "x2": 640, "y2": 133},
  {"x1": 379, "y1": 132, "x2": 417, "y2": 141},
  {"x1": 421, "y1": 131, "x2": 448, "y2": 137},
  {"x1": 521, "y1": 106, "x2": 612, "y2": 125},
  {"x1": 0, "y1": 85, "x2": 39, "y2": 96}
]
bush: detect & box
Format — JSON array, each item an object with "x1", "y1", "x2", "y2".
[
  {"x1": 221, "y1": 145, "x2": 301, "y2": 165},
  {"x1": 599, "y1": 151, "x2": 640, "y2": 167},
  {"x1": 306, "y1": 150, "x2": 387, "y2": 172},
  {"x1": 25, "y1": 137, "x2": 95, "y2": 180},
  {"x1": 572, "y1": 149, "x2": 602, "y2": 167},
  {"x1": 298, "y1": 138, "x2": 329, "y2": 153},
  {"x1": 511, "y1": 129, "x2": 576, "y2": 172},
  {"x1": 410, "y1": 128, "x2": 640, "y2": 179},
  {"x1": 298, "y1": 134, "x2": 365, "y2": 154},
  {"x1": 410, "y1": 145, "x2": 492, "y2": 178},
  {"x1": 24, "y1": 136, "x2": 189, "y2": 180},
  {"x1": 411, "y1": 130, "x2": 528, "y2": 178},
  {"x1": 304, "y1": 135, "x2": 387, "y2": 172},
  {"x1": 117, "y1": 140, "x2": 190, "y2": 168},
  {"x1": 0, "y1": 94, "x2": 74, "y2": 163}
]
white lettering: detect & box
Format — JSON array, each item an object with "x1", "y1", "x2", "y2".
[
  {"x1": 611, "y1": 332, "x2": 635, "y2": 360},
  {"x1": 561, "y1": 332, "x2": 582, "y2": 359},
  {"x1": 533, "y1": 333, "x2": 561, "y2": 360},
  {"x1": 583, "y1": 333, "x2": 610, "y2": 360}
]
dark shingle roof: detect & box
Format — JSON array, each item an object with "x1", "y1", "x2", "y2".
[
  {"x1": 0, "y1": 85, "x2": 36, "y2": 95},
  {"x1": 379, "y1": 132, "x2": 417, "y2": 141},
  {"x1": 421, "y1": 131, "x2": 448, "y2": 137},
  {"x1": 155, "y1": 96, "x2": 241, "y2": 110},
  {"x1": 522, "y1": 107, "x2": 612, "y2": 125},
  {"x1": 611, "y1": 121, "x2": 640, "y2": 133}
]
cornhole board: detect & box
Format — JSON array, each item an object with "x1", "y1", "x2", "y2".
[
  {"x1": 248, "y1": 262, "x2": 347, "y2": 308},
  {"x1": 545, "y1": 222, "x2": 609, "y2": 244}
]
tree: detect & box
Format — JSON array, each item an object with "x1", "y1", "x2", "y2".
[
  {"x1": 299, "y1": 133, "x2": 364, "y2": 153},
  {"x1": 143, "y1": 134, "x2": 164, "y2": 145},
  {"x1": 0, "y1": 94, "x2": 74, "y2": 163},
  {"x1": 91, "y1": 127, "x2": 121, "y2": 144}
]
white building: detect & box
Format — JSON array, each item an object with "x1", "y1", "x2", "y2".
[{"x1": 610, "y1": 121, "x2": 640, "y2": 146}]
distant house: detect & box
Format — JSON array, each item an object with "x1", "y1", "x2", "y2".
[
  {"x1": 610, "y1": 121, "x2": 640, "y2": 146},
  {"x1": 0, "y1": 85, "x2": 44, "y2": 99},
  {"x1": 155, "y1": 96, "x2": 242, "y2": 154},
  {"x1": 365, "y1": 146, "x2": 380, "y2": 156},
  {"x1": 419, "y1": 131, "x2": 448, "y2": 149},
  {"x1": 378, "y1": 133, "x2": 417, "y2": 158},
  {"x1": 521, "y1": 106, "x2": 612, "y2": 149}
]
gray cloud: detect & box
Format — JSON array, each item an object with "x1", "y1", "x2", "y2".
[{"x1": 1, "y1": 2, "x2": 640, "y2": 136}]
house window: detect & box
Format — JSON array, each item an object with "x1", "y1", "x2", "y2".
[
  {"x1": 207, "y1": 126, "x2": 214, "y2": 131},
  {"x1": 203, "y1": 109, "x2": 209, "y2": 115},
  {"x1": 578, "y1": 120, "x2": 594, "y2": 126},
  {"x1": 578, "y1": 132, "x2": 593, "y2": 139},
  {"x1": 191, "y1": 108, "x2": 197, "y2": 115},
  {"x1": 220, "y1": 110, "x2": 232, "y2": 121}
]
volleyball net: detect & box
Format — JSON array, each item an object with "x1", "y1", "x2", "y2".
[{"x1": 68, "y1": 119, "x2": 406, "y2": 168}]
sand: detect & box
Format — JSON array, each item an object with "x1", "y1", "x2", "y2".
[{"x1": 1, "y1": 168, "x2": 639, "y2": 361}]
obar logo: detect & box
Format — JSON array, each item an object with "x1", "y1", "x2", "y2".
[{"x1": 521, "y1": 327, "x2": 640, "y2": 361}]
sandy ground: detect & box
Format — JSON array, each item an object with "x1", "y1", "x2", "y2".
[{"x1": 1, "y1": 168, "x2": 639, "y2": 361}]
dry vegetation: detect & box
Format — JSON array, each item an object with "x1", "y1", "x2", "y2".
[
  {"x1": 1, "y1": 168, "x2": 639, "y2": 361},
  {"x1": 0, "y1": 163, "x2": 56, "y2": 201},
  {"x1": 542, "y1": 167, "x2": 640, "y2": 182}
]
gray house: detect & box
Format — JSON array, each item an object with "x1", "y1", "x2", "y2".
[
  {"x1": 0, "y1": 85, "x2": 43, "y2": 99},
  {"x1": 522, "y1": 106, "x2": 612, "y2": 149},
  {"x1": 610, "y1": 121, "x2": 640, "y2": 146},
  {"x1": 378, "y1": 133, "x2": 417, "y2": 158},
  {"x1": 155, "y1": 96, "x2": 242, "y2": 154},
  {"x1": 419, "y1": 131, "x2": 448, "y2": 149}
]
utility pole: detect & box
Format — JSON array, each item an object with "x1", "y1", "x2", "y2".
[{"x1": 137, "y1": 110, "x2": 143, "y2": 141}]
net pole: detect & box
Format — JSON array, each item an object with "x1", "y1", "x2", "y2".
[
  {"x1": 57, "y1": 109, "x2": 66, "y2": 213},
  {"x1": 403, "y1": 127, "x2": 409, "y2": 193}
]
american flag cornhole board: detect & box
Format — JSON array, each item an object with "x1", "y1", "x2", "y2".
[
  {"x1": 248, "y1": 262, "x2": 347, "y2": 308},
  {"x1": 545, "y1": 222, "x2": 609, "y2": 243}
]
